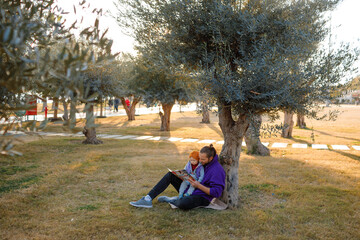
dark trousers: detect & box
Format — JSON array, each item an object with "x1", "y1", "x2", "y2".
[{"x1": 148, "y1": 172, "x2": 210, "y2": 210}]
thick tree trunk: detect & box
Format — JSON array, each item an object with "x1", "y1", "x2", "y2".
[
  {"x1": 53, "y1": 99, "x2": 59, "y2": 119},
  {"x1": 218, "y1": 104, "x2": 250, "y2": 208},
  {"x1": 201, "y1": 101, "x2": 210, "y2": 124},
  {"x1": 69, "y1": 98, "x2": 77, "y2": 129},
  {"x1": 100, "y1": 97, "x2": 104, "y2": 117},
  {"x1": 82, "y1": 103, "x2": 103, "y2": 144},
  {"x1": 120, "y1": 97, "x2": 141, "y2": 121},
  {"x1": 159, "y1": 103, "x2": 174, "y2": 131},
  {"x1": 62, "y1": 99, "x2": 69, "y2": 121},
  {"x1": 245, "y1": 114, "x2": 270, "y2": 156},
  {"x1": 296, "y1": 114, "x2": 306, "y2": 129},
  {"x1": 281, "y1": 111, "x2": 294, "y2": 138}
]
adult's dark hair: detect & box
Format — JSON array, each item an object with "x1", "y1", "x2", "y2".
[{"x1": 200, "y1": 144, "x2": 217, "y2": 159}]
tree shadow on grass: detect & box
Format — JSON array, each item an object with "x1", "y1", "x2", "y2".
[
  {"x1": 289, "y1": 138, "x2": 359, "y2": 162},
  {"x1": 173, "y1": 112, "x2": 223, "y2": 138},
  {"x1": 201, "y1": 113, "x2": 223, "y2": 138},
  {"x1": 291, "y1": 137, "x2": 311, "y2": 145},
  {"x1": 329, "y1": 149, "x2": 360, "y2": 162},
  {"x1": 312, "y1": 129, "x2": 360, "y2": 143},
  {"x1": 239, "y1": 153, "x2": 360, "y2": 212}
]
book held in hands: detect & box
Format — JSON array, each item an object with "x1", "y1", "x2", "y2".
[{"x1": 168, "y1": 168, "x2": 195, "y2": 182}]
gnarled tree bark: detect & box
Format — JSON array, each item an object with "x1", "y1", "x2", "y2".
[
  {"x1": 244, "y1": 114, "x2": 270, "y2": 156},
  {"x1": 62, "y1": 98, "x2": 69, "y2": 121},
  {"x1": 69, "y1": 98, "x2": 77, "y2": 129},
  {"x1": 49, "y1": 98, "x2": 62, "y2": 122},
  {"x1": 281, "y1": 111, "x2": 294, "y2": 138},
  {"x1": 218, "y1": 104, "x2": 250, "y2": 208},
  {"x1": 82, "y1": 103, "x2": 103, "y2": 144},
  {"x1": 159, "y1": 103, "x2": 174, "y2": 131},
  {"x1": 296, "y1": 114, "x2": 306, "y2": 129},
  {"x1": 53, "y1": 98, "x2": 59, "y2": 119},
  {"x1": 121, "y1": 97, "x2": 141, "y2": 121},
  {"x1": 201, "y1": 101, "x2": 210, "y2": 124}
]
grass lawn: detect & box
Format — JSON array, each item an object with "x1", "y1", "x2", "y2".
[{"x1": 1, "y1": 105, "x2": 359, "y2": 239}]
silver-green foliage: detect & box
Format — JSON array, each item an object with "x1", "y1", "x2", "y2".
[
  {"x1": 1, "y1": 0, "x2": 115, "y2": 155},
  {"x1": 130, "y1": 58, "x2": 197, "y2": 106},
  {"x1": 116, "y1": 0, "x2": 357, "y2": 114}
]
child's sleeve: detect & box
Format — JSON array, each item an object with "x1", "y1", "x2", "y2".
[
  {"x1": 184, "y1": 161, "x2": 191, "y2": 174},
  {"x1": 197, "y1": 166, "x2": 205, "y2": 183}
]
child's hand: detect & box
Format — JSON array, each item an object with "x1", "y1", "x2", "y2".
[{"x1": 184, "y1": 193, "x2": 190, "y2": 197}]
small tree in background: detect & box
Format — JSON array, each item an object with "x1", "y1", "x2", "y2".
[
  {"x1": 120, "y1": 96, "x2": 142, "y2": 121},
  {"x1": 197, "y1": 89, "x2": 216, "y2": 124},
  {"x1": 114, "y1": 55, "x2": 143, "y2": 121},
  {"x1": 281, "y1": 111, "x2": 294, "y2": 138},
  {"x1": 245, "y1": 114, "x2": 270, "y2": 156},
  {"x1": 296, "y1": 113, "x2": 307, "y2": 129},
  {"x1": 200, "y1": 100, "x2": 211, "y2": 124},
  {"x1": 86, "y1": 60, "x2": 123, "y2": 118},
  {"x1": 132, "y1": 58, "x2": 196, "y2": 131},
  {"x1": 81, "y1": 59, "x2": 123, "y2": 144}
]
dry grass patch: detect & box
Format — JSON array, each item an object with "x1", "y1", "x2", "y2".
[
  {"x1": 1, "y1": 134, "x2": 360, "y2": 239},
  {"x1": 1, "y1": 105, "x2": 360, "y2": 239}
]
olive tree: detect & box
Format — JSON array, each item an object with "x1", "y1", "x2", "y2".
[
  {"x1": 116, "y1": 0, "x2": 358, "y2": 207},
  {"x1": 113, "y1": 55, "x2": 143, "y2": 121},
  {"x1": 132, "y1": 58, "x2": 196, "y2": 131}
]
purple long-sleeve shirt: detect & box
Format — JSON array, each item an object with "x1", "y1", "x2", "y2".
[{"x1": 192, "y1": 155, "x2": 226, "y2": 202}]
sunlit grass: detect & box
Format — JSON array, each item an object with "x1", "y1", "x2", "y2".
[{"x1": 1, "y1": 105, "x2": 360, "y2": 239}]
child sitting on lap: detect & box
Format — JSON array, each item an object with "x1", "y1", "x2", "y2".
[
  {"x1": 178, "y1": 151, "x2": 205, "y2": 198},
  {"x1": 158, "y1": 151, "x2": 204, "y2": 203}
]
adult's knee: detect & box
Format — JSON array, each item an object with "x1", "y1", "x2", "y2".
[
  {"x1": 176, "y1": 198, "x2": 193, "y2": 210},
  {"x1": 176, "y1": 202, "x2": 190, "y2": 210},
  {"x1": 164, "y1": 172, "x2": 173, "y2": 179}
]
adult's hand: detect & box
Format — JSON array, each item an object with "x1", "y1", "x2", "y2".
[
  {"x1": 188, "y1": 178, "x2": 210, "y2": 195},
  {"x1": 188, "y1": 178, "x2": 200, "y2": 188}
]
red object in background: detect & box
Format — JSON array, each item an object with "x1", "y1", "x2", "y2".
[
  {"x1": 25, "y1": 96, "x2": 37, "y2": 116},
  {"x1": 125, "y1": 99, "x2": 130, "y2": 108},
  {"x1": 45, "y1": 106, "x2": 48, "y2": 119}
]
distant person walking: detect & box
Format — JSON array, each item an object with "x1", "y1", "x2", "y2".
[
  {"x1": 114, "y1": 98, "x2": 120, "y2": 112},
  {"x1": 108, "y1": 99, "x2": 113, "y2": 109}
]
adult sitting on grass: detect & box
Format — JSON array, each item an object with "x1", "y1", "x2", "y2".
[{"x1": 129, "y1": 144, "x2": 226, "y2": 210}]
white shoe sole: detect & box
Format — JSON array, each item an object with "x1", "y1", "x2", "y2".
[{"x1": 129, "y1": 202, "x2": 152, "y2": 208}]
